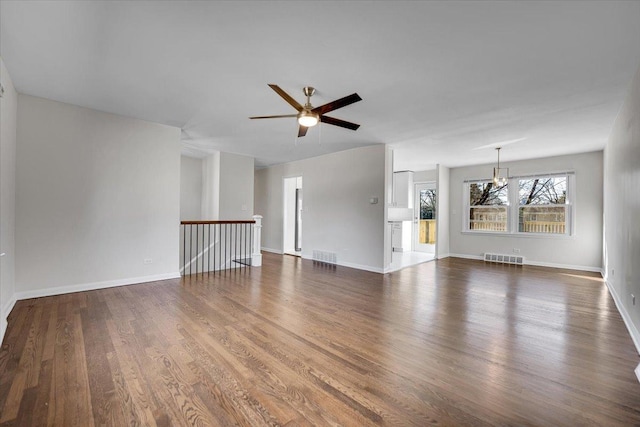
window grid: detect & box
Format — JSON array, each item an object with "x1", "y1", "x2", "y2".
[{"x1": 465, "y1": 174, "x2": 572, "y2": 236}]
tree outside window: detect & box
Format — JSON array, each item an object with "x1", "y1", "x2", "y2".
[
  {"x1": 465, "y1": 174, "x2": 571, "y2": 235},
  {"x1": 518, "y1": 176, "x2": 567, "y2": 234},
  {"x1": 468, "y1": 181, "x2": 508, "y2": 232},
  {"x1": 420, "y1": 189, "x2": 436, "y2": 220}
]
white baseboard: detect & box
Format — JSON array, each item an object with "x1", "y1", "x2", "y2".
[
  {"x1": 604, "y1": 279, "x2": 640, "y2": 355},
  {"x1": 261, "y1": 247, "x2": 283, "y2": 254},
  {"x1": 2, "y1": 295, "x2": 17, "y2": 321},
  {"x1": 1, "y1": 294, "x2": 17, "y2": 345},
  {"x1": 448, "y1": 253, "x2": 601, "y2": 273},
  {"x1": 524, "y1": 260, "x2": 602, "y2": 273},
  {"x1": 337, "y1": 260, "x2": 384, "y2": 274},
  {"x1": 436, "y1": 252, "x2": 451, "y2": 260},
  {"x1": 14, "y1": 272, "x2": 181, "y2": 301},
  {"x1": 383, "y1": 264, "x2": 415, "y2": 274},
  {"x1": 300, "y1": 254, "x2": 384, "y2": 274},
  {"x1": 449, "y1": 253, "x2": 483, "y2": 261},
  {"x1": 636, "y1": 364, "x2": 640, "y2": 384}
]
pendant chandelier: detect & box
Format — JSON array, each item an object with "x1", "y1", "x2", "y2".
[{"x1": 493, "y1": 147, "x2": 509, "y2": 186}]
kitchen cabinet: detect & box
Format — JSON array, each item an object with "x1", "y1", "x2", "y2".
[
  {"x1": 392, "y1": 171, "x2": 414, "y2": 208},
  {"x1": 391, "y1": 221, "x2": 412, "y2": 252}
]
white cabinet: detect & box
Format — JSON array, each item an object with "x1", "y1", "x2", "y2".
[
  {"x1": 389, "y1": 169, "x2": 415, "y2": 252},
  {"x1": 391, "y1": 221, "x2": 413, "y2": 252},
  {"x1": 392, "y1": 171, "x2": 414, "y2": 208},
  {"x1": 392, "y1": 222, "x2": 402, "y2": 250}
]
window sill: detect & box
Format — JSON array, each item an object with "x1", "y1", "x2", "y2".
[{"x1": 461, "y1": 231, "x2": 574, "y2": 240}]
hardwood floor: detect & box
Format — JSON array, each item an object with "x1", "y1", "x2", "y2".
[{"x1": 1, "y1": 254, "x2": 639, "y2": 426}]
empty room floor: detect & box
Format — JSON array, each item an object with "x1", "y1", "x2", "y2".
[{"x1": 1, "y1": 253, "x2": 639, "y2": 425}]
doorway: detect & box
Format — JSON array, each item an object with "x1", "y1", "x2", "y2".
[
  {"x1": 283, "y1": 176, "x2": 302, "y2": 256},
  {"x1": 414, "y1": 182, "x2": 436, "y2": 253}
]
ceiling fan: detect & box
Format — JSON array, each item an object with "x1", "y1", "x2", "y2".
[{"x1": 249, "y1": 84, "x2": 362, "y2": 137}]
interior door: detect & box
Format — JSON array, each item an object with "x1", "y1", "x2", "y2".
[
  {"x1": 283, "y1": 176, "x2": 302, "y2": 256},
  {"x1": 295, "y1": 188, "x2": 302, "y2": 252},
  {"x1": 414, "y1": 182, "x2": 436, "y2": 253}
]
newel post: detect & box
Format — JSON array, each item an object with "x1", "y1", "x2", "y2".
[{"x1": 252, "y1": 215, "x2": 263, "y2": 267}]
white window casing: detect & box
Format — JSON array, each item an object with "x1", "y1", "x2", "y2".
[{"x1": 464, "y1": 172, "x2": 575, "y2": 237}]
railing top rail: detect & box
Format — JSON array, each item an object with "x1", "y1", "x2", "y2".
[{"x1": 181, "y1": 220, "x2": 256, "y2": 225}]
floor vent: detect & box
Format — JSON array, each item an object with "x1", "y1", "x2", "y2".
[
  {"x1": 484, "y1": 253, "x2": 524, "y2": 265},
  {"x1": 313, "y1": 250, "x2": 337, "y2": 265}
]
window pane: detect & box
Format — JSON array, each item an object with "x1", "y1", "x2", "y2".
[
  {"x1": 518, "y1": 176, "x2": 567, "y2": 234},
  {"x1": 420, "y1": 189, "x2": 436, "y2": 220},
  {"x1": 518, "y1": 177, "x2": 567, "y2": 205},
  {"x1": 470, "y1": 206, "x2": 507, "y2": 231},
  {"x1": 468, "y1": 181, "x2": 508, "y2": 231},
  {"x1": 469, "y1": 182, "x2": 508, "y2": 206},
  {"x1": 519, "y1": 206, "x2": 566, "y2": 234},
  {"x1": 419, "y1": 189, "x2": 437, "y2": 243}
]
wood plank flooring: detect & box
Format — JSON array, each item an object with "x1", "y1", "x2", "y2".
[{"x1": 1, "y1": 254, "x2": 639, "y2": 426}]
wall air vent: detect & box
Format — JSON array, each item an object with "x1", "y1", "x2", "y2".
[
  {"x1": 484, "y1": 253, "x2": 524, "y2": 265},
  {"x1": 312, "y1": 250, "x2": 337, "y2": 265}
]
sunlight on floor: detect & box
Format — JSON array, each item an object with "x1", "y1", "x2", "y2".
[
  {"x1": 558, "y1": 272, "x2": 604, "y2": 282},
  {"x1": 388, "y1": 251, "x2": 434, "y2": 272}
]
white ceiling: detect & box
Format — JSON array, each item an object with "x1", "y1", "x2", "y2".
[{"x1": 1, "y1": 1, "x2": 639, "y2": 170}]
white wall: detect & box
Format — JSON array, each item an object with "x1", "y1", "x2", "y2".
[
  {"x1": 449, "y1": 151, "x2": 603, "y2": 271},
  {"x1": 383, "y1": 146, "x2": 393, "y2": 267},
  {"x1": 200, "y1": 151, "x2": 254, "y2": 220},
  {"x1": 180, "y1": 156, "x2": 202, "y2": 221},
  {"x1": 16, "y1": 95, "x2": 181, "y2": 297},
  {"x1": 414, "y1": 169, "x2": 437, "y2": 183},
  {"x1": 255, "y1": 145, "x2": 386, "y2": 272},
  {"x1": 219, "y1": 152, "x2": 254, "y2": 220},
  {"x1": 201, "y1": 152, "x2": 221, "y2": 219},
  {"x1": 0, "y1": 57, "x2": 17, "y2": 343},
  {"x1": 436, "y1": 164, "x2": 450, "y2": 258},
  {"x1": 603, "y1": 64, "x2": 640, "y2": 353}
]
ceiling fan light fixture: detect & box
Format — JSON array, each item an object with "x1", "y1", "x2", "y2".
[{"x1": 297, "y1": 110, "x2": 319, "y2": 127}]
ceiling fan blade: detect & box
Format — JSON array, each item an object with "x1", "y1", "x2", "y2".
[
  {"x1": 249, "y1": 114, "x2": 298, "y2": 119},
  {"x1": 268, "y1": 84, "x2": 303, "y2": 112},
  {"x1": 312, "y1": 93, "x2": 362, "y2": 115},
  {"x1": 320, "y1": 115, "x2": 360, "y2": 131},
  {"x1": 298, "y1": 125, "x2": 309, "y2": 138}
]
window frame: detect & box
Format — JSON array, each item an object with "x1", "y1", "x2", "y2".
[
  {"x1": 515, "y1": 174, "x2": 572, "y2": 237},
  {"x1": 463, "y1": 172, "x2": 575, "y2": 237},
  {"x1": 465, "y1": 180, "x2": 510, "y2": 234}
]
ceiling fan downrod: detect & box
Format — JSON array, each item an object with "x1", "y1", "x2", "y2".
[{"x1": 302, "y1": 86, "x2": 315, "y2": 108}]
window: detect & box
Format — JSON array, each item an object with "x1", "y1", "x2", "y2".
[
  {"x1": 518, "y1": 176, "x2": 568, "y2": 235},
  {"x1": 465, "y1": 173, "x2": 572, "y2": 236},
  {"x1": 468, "y1": 181, "x2": 508, "y2": 232},
  {"x1": 419, "y1": 188, "x2": 436, "y2": 220}
]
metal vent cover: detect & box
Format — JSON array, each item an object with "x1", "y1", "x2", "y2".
[
  {"x1": 313, "y1": 250, "x2": 337, "y2": 265},
  {"x1": 484, "y1": 253, "x2": 524, "y2": 265}
]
